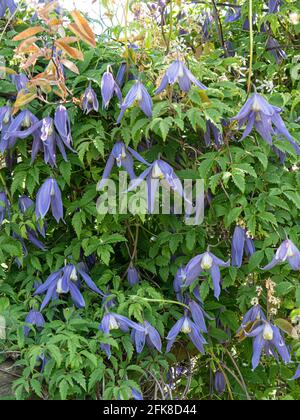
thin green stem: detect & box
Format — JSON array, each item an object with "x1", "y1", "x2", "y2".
[
  {"x1": 135, "y1": 297, "x2": 190, "y2": 311},
  {"x1": 247, "y1": 0, "x2": 254, "y2": 94},
  {"x1": 167, "y1": 0, "x2": 173, "y2": 53}
]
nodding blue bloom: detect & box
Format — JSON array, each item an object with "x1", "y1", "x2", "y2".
[
  {"x1": 239, "y1": 304, "x2": 266, "y2": 331},
  {"x1": 117, "y1": 81, "x2": 153, "y2": 123},
  {"x1": 166, "y1": 314, "x2": 207, "y2": 354},
  {"x1": 54, "y1": 105, "x2": 75, "y2": 152},
  {"x1": 232, "y1": 225, "x2": 255, "y2": 268},
  {"x1": 214, "y1": 371, "x2": 226, "y2": 395},
  {"x1": 4, "y1": 109, "x2": 39, "y2": 142},
  {"x1": 292, "y1": 365, "x2": 300, "y2": 381},
  {"x1": 267, "y1": 36, "x2": 287, "y2": 64},
  {"x1": 101, "y1": 70, "x2": 122, "y2": 109},
  {"x1": 127, "y1": 158, "x2": 187, "y2": 214},
  {"x1": 116, "y1": 62, "x2": 127, "y2": 88},
  {"x1": 202, "y1": 12, "x2": 213, "y2": 41},
  {"x1": 0, "y1": 106, "x2": 16, "y2": 152},
  {"x1": 81, "y1": 83, "x2": 99, "y2": 114},
  {"x1": 268, "y1": 0, "x2": 281, "y2": 13},
  {"x1": 156, "y1": 60, "x2": 207, "y2": 94},
  {"x1": 36, "y1": 178, "x2": 64, "y2": 223},
  {"x1": 183, "y1": 252, "x2": 230, "y2": 300},
  {"x1": 225, "y1": 7, "x2": 241, "y2": 23},
  {"x1": 231, "y1": 93, "x2": 300, "y2": 157},
  {"x1": 131, "y1": 388, "x2": 143, "y2": 400},
  {"x1": 204, "y1": 120, "x2": 223, "y2": 149},
  {"x1": 0, "y1": 0, "x2": 17, "y2": 17},
  {"x1": 10, "y1": 73, "x2": 29, "y2": 92},
  {"x1": 24, "y1": 310, "x2": 45, "y2": 336},
  {"x1": 97, "y1": 142, "x2": 148, "y2": 190},
  {"x1": 127, "y1": 265, "x2": 139, "y2": 287},
  {"x1": 99, "y1": 312, "x2": 144, "y2": 358},
  {"x1": 18, "y1": 195, "x2": 46, "y2": 250},
  {"x1": 245, "y1": 321, "x2": 291, "y2": 370},
  {"x1": 34, "y1": 264, "x2": 104, "y2": 311},
  {"x1": 262, "y1": 239, "x2": 300, "y2": 271},
  {"x1": 131, "y1": 320, "x2": 162, "y2": 353},
  {"x1": 31, "y1": 116, "x2": 68, "y2": 167},
  {"x1": 0, "y1": 192, "x2": 10, "y2": 224}
]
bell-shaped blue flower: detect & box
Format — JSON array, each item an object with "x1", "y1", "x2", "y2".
[
  {"x1": 24, "y1": 310, "x2": 45, "y2": 336},
  {"x1": 81, "y1": 83, "x2": 99, "y2": 114},
  {"x1": 36, "y1": 178, "x2": 64, "y2": 223},
  {"x1": 0, "y1": 191, "x2": 10, "y2": 224},
  {"x1": 232, "y1": 225, "x2": 255, "y2": 268},
  {"x1": 262, "y1": 239, "x2": 300, "y2": 271},
  {"x1": 101, "y1": 69, "x2": 122, "y2": 109},
  {"x1": 54, "y1": 105, "x2": 75, "y2": 152},
  {"x1": 131, "y1": 320, "x2": 162, "y2": 353},
  {"x1": 117, "y1": 81, "x2": 153, "y2": 123}
]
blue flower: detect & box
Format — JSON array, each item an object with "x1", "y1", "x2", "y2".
[
  {"x1": 204, "y1": 120, "x2": 223, "y2": 149},
  {"x1": 267, "y1": 36, "x2": 287, "y2": 64},
  {"x1": 231, "y1": 93, "x2": 300, "y2": 157},
  {"x1": 10, "y1": 73, "x2": 29, "y2": 92},
  {"x1": 262, "y1": 239, "x2": 300, "y2": 271},
  {"x1": 0, "y1": 192, "x2": 10, "y2": 224},
  {"x1": 0, "y1": 106, "x2": 16, "y2": 152},
  {"x1": 156, "y1": 60, "x2": 207, "y2": 94},
  {"x1": 127, "y1": 265, "x2": 139, "y2": 286},
  {"x1": 0, "y1": 0, "x2": 17, "y2": 17},
  {"x1": 81, "y1": 83, "x2": 99, "y2": 114},
  {"x1": 131, "y1": 320, "x2": 162, "y2": 353},
  {"x1": 166, "y1": 314, "x2": 207, "y2": 354},
  {"x1": 245, "y1": 321, "x2": 290, "y2": 370},
  {"x1": 34, "y1": 264, "x2": 104, "y2": 310},
  {"x1": 99, "y1": 312, "x2": 144, "y2": 358},
  {"x1": 117, "y1": 81, "x2": 153, "y2": 123},
  {"x1": 238, "y1": 304, "x2": 266, "y2": 331},
  {"x1": 232, "y1": 225, "x2": 255, "y2": 268},
  {"x1": 4, "y1": 109, "x2": 39, "y2": 143},
  {"x1": 101, "y1": 69, "x2": 122, "y2": 109},
  {"x1": 292, "y1": 365, "x2": 300, "y2": 381},
  {"x1": 54, "y1": 105, "x2": 75, "y2": 152},
  {"x1": 24, "y1": 310, "x2": 45, "y2": 336},
  {"x1": 214, "y1": 371, "x2": 226, "y2": 394},
  {"x1": 268, "y1": 0, "x2": 282, "y2": 13},
  {"x1": 36, "y1": 178, "x2": 64, "y2": 223}
]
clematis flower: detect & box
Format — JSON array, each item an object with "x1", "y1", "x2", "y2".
[
  {"x1": 225, "y1": 7, "x2": 241, "y2": 23},
  {"x1": 245, "y1": 321, "x2": 291, "y2": 370},
  {"x1": 97, "y1": 142, "x2": 148, "y2": 190},
  {"x1": 231, "y1": 93, "x2": 300, "y2": 157},
  {"x1": 156, "y1": 60, "x2": 207, "y2": 94},
  {"x1": 0, "y1": 0, "x2": 17, "y2": 17},
  {"x1": 36, "y1": 178, "x2": 63, "y2": 223},
  {"x1": 127, "y1": 158, "x2": 187, "y2": 214},
  {"x1": 127, "y1": 265, "x2": 139, "y2": 286},
  {"x1": 117, "y1": 81, "x2": 153, "y2": 123},
  {"x1": 34, "y1": 264, "x2": 104, "y2": 310},
  {"x1": 183, "y1": 251, "x2": 230, "y2": 300},
  {"x1": 18, "y1": 196, "x2": 46, "y2": 250},
  {"x1": 268, "y1": 0, "x2": 281, "y2": 13},
  {"x1": 81, "y1": 83, "x2": 99, "y2": 114},
  {"x1": 239, "y1": 304, "x2": 266, "y2": 330},
  {"x1": 4, "y1": 109, "x2": 39, "y2": 142},
  {"x1": 54, "y1": 105, "x2": 75, "y2": 151},
  {"x1": 232, "y1": 225, "x2": 255, "y2": 268},
  {"x1": 131, "y1": 320, "x2": 162, "y2": 353},
  {"x1": 267, "y1": 36, "x2": 287, "y2": 64},
  {"x1": 24, "y1": 310, "x2": 45, "y2": 336},
  {"x1": 0, "y1": 192, "x2": 10, "y2": 224},
  {"x1": 214, "y1": 371, "x2": 226, "y2": 395},
  {"x1": 262, "y1": 239, "x2": 300, "y2": 271},
  {"x1": 31, "y1": 117, "x2": 68, "y2": 167},
  {"x1": 116, "y1": 62, "x2": 127, "y2": 88},
  {"x1": 292, "y1": 365, "x2": 300, "y2": 381},
  {"x1": 99, "y1": 312, "x2": 144, "y2": 358},
  {"x1": 0, "y1": 106, "x2": 16, "y2": 152},
  {"x1": 101, "y1": 70, "x2": 122, "y2": 109},
  {"x1": 204, "y1": 120, "x2": 223, "y2": 149},
  {"x1": 131, "y1": 388, "x2": 143, "y2": 400},
  {"x1": 10, "y1": 73, "x2": 29, "y2": 92},
  {"x1": 166, "y1": 314, "x2": 207, "y2": 354}
]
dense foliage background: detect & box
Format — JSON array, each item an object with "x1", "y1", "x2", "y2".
[{"x1": 0, "y1": 0, "x2": 300, "y2": 400}]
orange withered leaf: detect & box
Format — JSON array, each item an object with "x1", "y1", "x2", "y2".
[
  {"x1": 13, "y1": 89, "x2": 37, "y2": 113},
  {"x1": 59, "y1": 36, "x2": 79, "y2": 45},
  {"x1": 60, "y1": 59, "x2": 80, "y2": 75},
  {"x1": 13, "y1": 26, "x2": 45, "y2": 42},
  {"x1": 38, "y1": 1, "x2": 59, "y2": 22},
  {"x1": 69, "y1": 10, "x2": 96, "y2": 48},
  {"x1": 16, "y1": 36, "x2": 39, "y2": 54},
  {"x1": 0, "y1": 67, "x2": 16, "y2": 75},
  {"x1": 55, "y1": 41, "x2": 84, "y2": 61}
]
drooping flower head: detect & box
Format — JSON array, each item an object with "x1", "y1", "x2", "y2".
[
  {"x1": 0, "y1": 105, "x2": 16, "y2": 152},
  {"x1": 183, "y1": 251, "x2": 230, "y2": 300},
  {"x1": 214, "y1": 371, "x2": 226, "y2": 395},
  {"x1": 204, "y1": 120, "x2": 223, "y2": 149},
  {"x1": 166, "y1": 314, "x2": 207, "y2": 354},
  {"x1": 262, "y1": 239, "x2": 300, "y2": 271},
  {"x1": 54, "y1": 105, "x2": 74, "y2": 151},
  {"x1": 24, "y1": 310, "x2": 45, "y2": 336},
  {"x1": 0, "y1": 191, "x2": 10, "y2": 224},
  {"x1": 97, "y1": 142, "x2": 149, "y2": 190},
  {"x1": 267, "y1": 36, "x2": 287, "y2": 64},
  {"x1": 156, "y1": 60, "x2": 207, "y2": 94},
  {"x1": 127, "y1": 158, "x2": 187, "y2": 214},
  {"x1": 34, "y1": 264, "x2": 104, "y2": 310},
  {"x1": 131, "y1": 320, "x2": 162, "y2": 353},
  {"x1": 99, "y1": 312, "x2": 144, "y2": 358},
  {"x1": 31, "y1": 117, "x2": 68, "y2": 167},
  {"x1": 239, "y1": 304, "x2": 267, "y2": 331},
  {"x1": 10, "y1": 73, "x2": 29, "y2": 92},
  {"x1": 245, "y1": 321, "x2": 291, "y2": 370},
  {"x1": 4, "y1": 109, "x2": 39, "y2": 145},
  {"x1": 232, "y1": 225, "x2": 255, "y2": 268},
  {"x1": 101, "y1": 69, "x2": 122, "y2": 109},
  {"x1": 117, "y1": 81, "x2": 152, "y2": 123},
  {"x1": 225, "y1": 7, "x2": 241, "y2": 23},
  {"x1": 18, "y1": 195, "x2": 46, "y2": 250},
  {"x1": 36, "y1": 178, "x2": 63, "y2": 223},
  {"x1": 292, "y1": 365, "x2": 300, "y2": 381},
  {"x1": 231, "y1": 93, "x2": 300, "y2": 157},
  {"x1": 127, "y1": 265, "x2": 139, "y2": 287},
  {"x1": 81, "y1": 83, "x2": 99, "y2": 114},
  {"x1": 268, "y1": 0, "x2": 282, "y2": 13},
  {"x1": 0, "y1": 0, "x2": 17, "y2": 17}
]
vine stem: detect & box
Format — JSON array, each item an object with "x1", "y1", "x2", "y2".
[
  {"x1": 167, "y1": 0, "x2": 173, "y2": 53},
  {"x1": 247, "y1": 0, "x2": 254, "y2": 94},
  {"x1": 135, "y1": 297, "x2": 190, "y2": 311}
]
